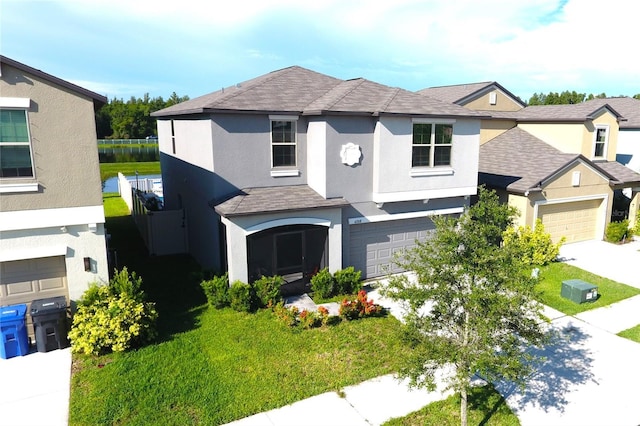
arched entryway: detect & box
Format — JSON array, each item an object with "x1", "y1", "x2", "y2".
[{"x1": 247, "y1": 224, "x2": 328, "y2": 296}]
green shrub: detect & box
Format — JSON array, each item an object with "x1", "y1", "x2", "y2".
[
  {"x1": 635, "y1": 211, "x2": 640, "y2": 235},
  {"x1": 333, "y1": 267, "x2": 362, "y2": 295},
  {"x1": 310, "y1": 268, "x2": 335, "y2": 299},
  {"x1": 69, "y1": 269, "x2": 158, "y2": 355},
  {"x1": 229, "y1": 280, "x2": 254, "y2": 312},
  {"x1": 606, "y1": 220, "x2": 634, "y2": 242},
  {"x1": 298, "y1": 310, "x2": 323, "y2": 329},
  {"x1": 253, "y1": 275, "x2": 283, "y2": 308},
  {"x1": 502, "y1": 219, "x2": 564, "y2": 266},
  {"x1": 201, "y1": 273, "x2": 230, "y2": 308}
]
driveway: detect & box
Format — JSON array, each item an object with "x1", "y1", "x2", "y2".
[{"x1": 0, "y1": 347, "x2": 71, "y2": 426}]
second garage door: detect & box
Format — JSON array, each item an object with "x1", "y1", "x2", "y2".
[
  {"x1": 349, "y1": 217, "x2": 435, "y2": 279},
  {"x1": 538, "y1": 199, "x2": 602, "y2": 243},
  {"x1": 0, "y1": 256, "x2": 69, "y2": 338}
]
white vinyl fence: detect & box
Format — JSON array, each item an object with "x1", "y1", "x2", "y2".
[{"x1": 117, "y1": 173, "x2": 188, "y2": 256}]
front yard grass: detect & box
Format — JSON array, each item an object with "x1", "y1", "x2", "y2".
[
  {"x1": 70, "y1": 193, "x2": 407, "y2": 425},
  {"x1": 617, "y1": 324, "x2": 640, "y2": 343},
  {"x1": 536, "y1": 262, "x2": 640, "y2": 316},
  {"x1": 383, "y1": 384, "x2": 519, "y2": 426}
]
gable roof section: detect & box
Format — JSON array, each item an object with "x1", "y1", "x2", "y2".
[
  {"x1": 479, "y1": 127, "x2": 613, "y2": 194},
  {"x1": 214, "y1": 185, "x2": 348, "y2": 218},
  {"x1": 417, "y1": 81, "x2": 526, "y2": 108},
  {"x1": 0, "y1": 55, "x2": 107, "y2": 109},
  {"x1": 152, "y1": 66, "x2": 487, "y2": 119},
  {"x1": 580, "y1": 97, "x2": 640, "y2": 129}
]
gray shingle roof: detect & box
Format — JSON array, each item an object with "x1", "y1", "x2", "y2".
[
  {"x1": 479, "y1": 127, "x2": 583, "y2": 193},
  {"x1": 418, "y1": 82, "x2": 493, "y2": 104},
  {"x1": 214, "y1": 185, "x2": 349, "y2": 217},
  {"x1": 514, "y1": 102, "x2": 624, "y2": 122},
  {"x1": 596, "y1": 160, "x2": 640, "y2": 186},
  {"x1": 152, "y1": 66, "x2": 487, "y2": 118}
]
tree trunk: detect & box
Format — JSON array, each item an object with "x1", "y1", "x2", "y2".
[{"x1": 460, "y1": 386, "x2": 468, "y2": 426}]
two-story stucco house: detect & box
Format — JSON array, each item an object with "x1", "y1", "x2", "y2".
[
  {"x1": 152, "y1": 66, "x2": 485, "y2": 294},
  {"x1": 0, "y1": 56, "x2": 109, "y2": 319},
  {"x1": 420, "y1": 82, "x2": 640, "y2": 242}
]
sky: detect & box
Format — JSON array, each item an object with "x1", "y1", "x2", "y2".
[{"x1": 2, "y1": 0, "x2": 638, "y2": 103}]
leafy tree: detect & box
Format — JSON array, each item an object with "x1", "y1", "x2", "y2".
[
  {"x1": 634, "y1": 94, "x2": 640, "y2": 100},
  {"x1": 381, "y1": 187, "x2": 548, "y2": 426},
  {"x1": 96, "y1": 93, "x2": 189, "y2": 139}
]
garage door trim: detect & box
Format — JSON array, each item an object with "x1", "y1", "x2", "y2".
[{"x1": 348, "y1": 206, "x2": 463, "y2": 225}]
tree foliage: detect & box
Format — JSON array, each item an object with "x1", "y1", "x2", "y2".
[
  {"x1": 381, "y1": 187, "x2": 548, "y2": 426},
  {"x1": 527, "y1": 90, "x2": 638, "y2": 105},
  {"x1": 96, "y1": 92, "x2": 189, "y2": 139}
]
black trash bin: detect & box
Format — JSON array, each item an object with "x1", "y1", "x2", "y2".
[{"x1": 30, "y1": 296, "x2": 69, "y2": 353}]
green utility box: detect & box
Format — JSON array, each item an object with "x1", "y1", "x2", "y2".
[{"x1": 561, "y1": 279, "x2": 598, "y2": 304}]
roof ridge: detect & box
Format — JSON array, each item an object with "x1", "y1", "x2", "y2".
[
  {"x1": 378, "y1": 86, "x2": 402, "y2": 112},
  {"x1": 426, "y1": 81, "x2": 493, "y2": 90},
  {"x1": 318, "y1": 78, "x2": 366, "y2": 111}
]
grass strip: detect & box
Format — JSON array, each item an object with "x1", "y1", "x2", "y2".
[
  {"x1": 617, "y1": 324, "x2": 640, "y2": 343},
  {"x1": 383, "y1": 384, "x2": 519, "y2": 426},
  {"x1": 535, "y1": 262, "x2": 640, "y2": 316}
]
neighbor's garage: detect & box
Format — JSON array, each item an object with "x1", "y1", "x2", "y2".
[
  {"x1": 538, "y1": 199, "x2": 602, "y2": 243},
  {"x1": 349, "y1": 217, "x2": 434, "y2": 279},
  {"x1": 0, "y1": 256, "x2": 68, "y2": 338}
]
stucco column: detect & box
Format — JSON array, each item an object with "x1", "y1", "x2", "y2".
[
  {"x1": 629, "y1": 189, "x2": 640, "y2": 229},
  {"x1": 220, "y1": 217, "x2": 248, "y2": 284}
]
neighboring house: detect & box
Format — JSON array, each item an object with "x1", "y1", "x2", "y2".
[
  {"x1": 0, "y1": 56, "x2": 108, "y2": 328},
  {"x1": 152, "y1": 66, "x2": 485, "y2": 294},
  {"x1": 420, "y1": 82, "x2": 640, "y2": 240}
]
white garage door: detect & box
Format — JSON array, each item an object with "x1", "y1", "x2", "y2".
[
  {"x1": 538, "y1": 199, "x2": 602, "y2": 243},
  {"x1": 0, "y1": 256, "x2": 68, "y2": 337},
  {"x1": 349, "y1": 217, "x2": 434, "y2": 279}
]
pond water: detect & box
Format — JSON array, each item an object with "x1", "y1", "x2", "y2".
[{"x1": 103, "y1": 174, "x2": 162, "y2": 193}]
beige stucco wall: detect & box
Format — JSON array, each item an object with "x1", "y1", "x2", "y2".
[
  {"x1": 0, "y1": 63, "x2": 103, "y2": 211},
  {"x1": 464, "y1": 90, "x2": 523, "y2": 112},
  {"x1": 507, "y1": 193, "x2": 531, "y2": 227},
  {"x1": 480, "y1": 119, "x2": 516, "y2": 144},
  {"x1": 517, "y1": 122, "x2": 585, "y2": 154}
]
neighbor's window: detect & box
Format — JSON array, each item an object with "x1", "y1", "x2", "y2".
[
  {"x1": 0, "y1": 109, "x2": 34, "y2": 178},
  {"x1": 412, "y1": 123, "x2": 453, "y2": 167},
  {"x1": 271, "y1": 119, "x2": 296, "y2": 167},
  {"x1": 593, "y1": 125, "x2": 608, "y2": 159}
]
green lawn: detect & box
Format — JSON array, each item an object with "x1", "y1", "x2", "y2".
[
  {"x1": 70, "y1": 194, "x2": 408, "y2": 425},
  {"x1": 536, "y1": 262, "x2": 640, "y2": 316},
  {"x1": 617, "y1": 324, "x2": 640, "y2": 343},
  {"x1": 99, "y1": 161, "x2": 161, "y2": 182},
  {"x1": 384, "y1": 384, "x2": 519, "y2": 426}
]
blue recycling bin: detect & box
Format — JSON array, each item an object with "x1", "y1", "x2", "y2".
[{"x1": 1, "y1": 304, "x2": 30, "y2": 359}]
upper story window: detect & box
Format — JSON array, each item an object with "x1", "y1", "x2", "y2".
[
  {"x1": 271, "y1": 117, "x2": 297, "y2": 168},
  {"x1": 412, "y1": 122, "x2": 453, "y2": 167},
  {"x1": 0, "y1": 108, "x2": 34, "y2": 178},
  {"x1": 593, "y1": 125, "x2": 608, "y2": 159}
]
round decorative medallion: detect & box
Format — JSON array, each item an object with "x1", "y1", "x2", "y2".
[{"x1": 340, "y1": 142, "x2": 362, "y2": 166}]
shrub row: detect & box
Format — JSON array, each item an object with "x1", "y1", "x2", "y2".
[
  {"x1": 273, "y1": 290, "x2": 385, "y2": 329},
  {"x1": 310, "y1": 266, "x2": 362, "y2": 299},
  {"x1": 200, "y1": 274, "x2": 284, "y2": 312}
]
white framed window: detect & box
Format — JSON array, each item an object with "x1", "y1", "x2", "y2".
[
  {"x1": 0, "y1": 108, "x2": 34, "y2": 178},
  {"x1": 270, "y1": 116, "x2": 297, "y2": 168},
  {"x1": 412, "y1": 120, "x2": 454, "y2": 168},
  {"x1": 593, "y1": 125, "x2": 608, "y2": 159}
]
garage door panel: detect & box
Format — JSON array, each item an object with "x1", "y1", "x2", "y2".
[
  {"x1": 350, "y1": 217, "x2": 435, "y2": 279},
  {"x1": 4, "y1": 280, "x2": 36, "y2": 297},
  {"x1": 539, "y1": 199, "x2": 601, "y2": 243}
]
